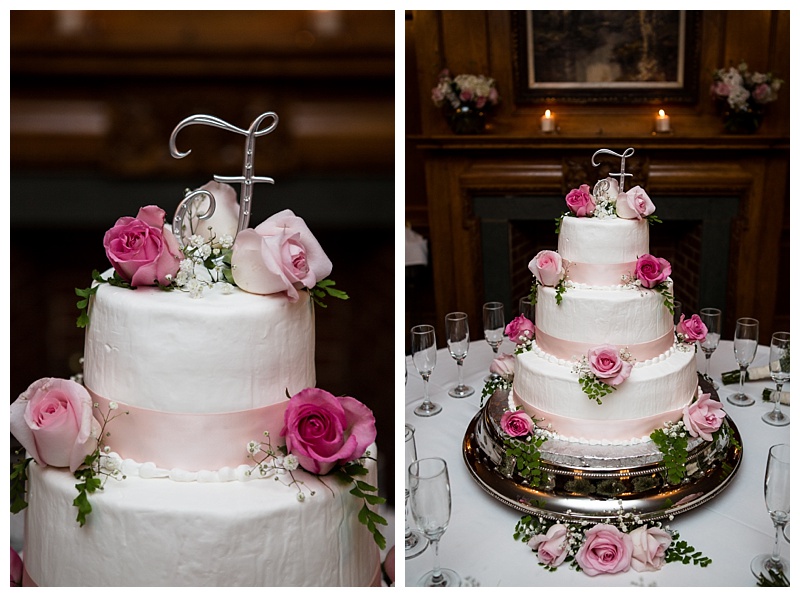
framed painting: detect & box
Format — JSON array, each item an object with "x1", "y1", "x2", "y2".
[{"x1": 512, "y1": 10, "x2": 701, "y2": 104}]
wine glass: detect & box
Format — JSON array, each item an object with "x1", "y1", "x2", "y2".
[
  {"x1": 411, "y1": 325, "x2": 442, "y2": 417},
  {"x1": 699, "y1": 308, "x2": 722, "y2": 388},
  {"x1": 728, "y1": 317, "x2": 759, "y2": 407},
  {"x1": 751, "y1": 444, "x2": 790, "y2": 581},
  {"x1": 762, "y1": 332, "x2": 789, "y2": 426},
  {"x1": 483, "y1": 302, "x2": 505, "y2": 381},
  {"x1": 408, "y1": 457, "x2": 460, "y2": 587},
  {"x1": 445, "y1": 312, "x2": 474, "y2": 398},
  {"x1": 404, "y1": 425, "x2": 428, "y2": 559}
]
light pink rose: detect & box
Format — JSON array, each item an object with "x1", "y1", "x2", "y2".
[
  {"x1": 615, "y1": 186, "x2": 655, "y2": 220},
  {"x1": 528, "y1": 523, "x2": 569, "y2": 567},
  {"x1": 504, "y1": 315, "x2": 535, "y2": 344},
  {"x1": 629, "y1": 525, "x2": 672, "y2": 572},
  {"x1": 634, "y1": 254, "x2": 672, "y2": 289},
  {"x1": 711, "y1": 81, "x2": 730, "y2": 98},
  {"x1": 500, "y1": 410, "x2": 533, "y2": 438},
  {"x1": 529, "y1": 250, "x2": 565, "y2": 287},
  {"x1": 489, "y1": 353, "x2": 515, "y2": 378},
  {"x1": 752, "y1": 83, "x2": 771, "y2": 103},
  {"x1": 9, "y1": 378, "x2": 101, "y2": 472},
  {"x1": 103, "y1": 205, "x2": 182, "y2": 287},
  {"x1": 565, "y1": 184, "x2": 596, "y2": 217},
  {"x1": 676, "y1": 314, "x2": 708, "y2": 344},
  {"x1": 683, "y1": 392, "x2": 726, "y2": 441},
  {"x1": 188, "y1": 181, "x2": 240, "y2": 241},
  {"x1": 575, "y1": 524, "x2": 633, "y2": 576},
  {"x1": 231, "y1": 209, "x2": 333, "y2": 300},
  {"x1": 587, "y1": 345, "x2": 632, "y2": 387},
  {"x1": 10, "y1": 547, "x2": 23, "y2": 587},
  {"x1": 281, "y1": 388, "x2": 376, "y2": 475}
]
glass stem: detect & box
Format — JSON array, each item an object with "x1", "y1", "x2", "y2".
[
  {"x1": 739, "y1": 365, "x2": 747, "y2": 395},
  {"x1": 772, "y1": 521, "x2": 784, "y2": 564},
  {"x1": 771, "y1": 382, "x2": 784, "y2": 417},
  {"x1": 422, "y1": 375, "x2": 430, "y2": 407},
  {"x1": 430, "y1": 538, "x2": 443, "y2": 584},
  {"x1": 457, "y1": 359, "x2": 464, "y2": 388},
  {"x1": 704, "y1": 352, "x2": 711, "y2": 376},
  {"x1": 404, "y1": 490, "x2": 412, "y2": 542}
]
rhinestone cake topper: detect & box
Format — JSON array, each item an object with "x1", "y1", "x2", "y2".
[
  {"x1": 591, "y1": 147, "x2": 635, "y2": 192},
  {"x1": 169, "y1": 112, "x2": 279, "y2": 238}
]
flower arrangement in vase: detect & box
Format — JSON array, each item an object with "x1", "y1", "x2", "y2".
[
  {"x1": 710, "y1": 62, "x2": 782, "y2": 133},
  {"x1": 431, "y1": 69, "x2": 499, "y2": 134}
]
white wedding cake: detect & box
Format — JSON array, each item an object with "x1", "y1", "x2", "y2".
[{"x1": 11, "y1": 113, "x2": 384, "y2": 587}]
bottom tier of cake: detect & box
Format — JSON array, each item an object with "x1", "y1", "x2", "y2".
[
  {"x1": 22, "y1": 454, "x2": 381, "y2": 587},
  {"x1": 463, "y1": 384, "x2": 741, "y2": 523}
]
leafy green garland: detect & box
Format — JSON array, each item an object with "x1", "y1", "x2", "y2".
[
  {"x1": 578, "y1": 376, "x2": 616, "y2": 405},
  {"x1": 334, "y1": 461, "x2": 388, "y2": 550},
  {"x1": 649, "y1": 422, "x2": 690, "y2": 485},
  {"x1": 10, "y1": 457, "x2": 32, "y2": 514},
  {"x1": 503, "y1": 433, "x2": 547, "y2": 487}
]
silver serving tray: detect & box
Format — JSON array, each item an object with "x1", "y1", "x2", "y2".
[{"x1": 463, "y1": 375, "x2": 742, "y2": 523}]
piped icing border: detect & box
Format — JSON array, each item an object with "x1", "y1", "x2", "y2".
[{"x1": 529, "y1": 337, "x2": 678, "y2": 368}]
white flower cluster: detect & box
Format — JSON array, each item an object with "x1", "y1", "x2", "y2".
[
  {"x1": 660, "y1": 419, "x2": 688, "y2": 440},
  {"x1": 172, "y1": 229, "x2": 235, "y2": 298},
  {"x1": 245, "y1": 435, "x2": 313, "y2": 502},
  {"x1": 712, "y1": 62, "x2": 782, "y2": 112},
  {"x1": 590, "y1": 181, "x2": 619, "y2": 219}
]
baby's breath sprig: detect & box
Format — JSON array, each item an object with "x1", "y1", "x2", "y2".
[
  {"x1": 246, "y1": 432, "x2": 311, "y2": 500},
  {"x1": 481, "y1": 375, "x2": 512, "y2": 408}
]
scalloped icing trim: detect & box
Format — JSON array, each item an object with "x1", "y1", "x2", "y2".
[
  {"x1": 529, "y1": 338, "x2": 678, "y2": 369},
  {"x1": 103, "y1": 452, "x2": 261, "y2": 483}
]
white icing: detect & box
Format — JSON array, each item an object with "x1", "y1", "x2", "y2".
[
  {"x1": 530, "y1": 339, "x2": 677, "y2": 368},
  {"x1": 558, "y1": 216, "x2": 649, "y2": 264}
]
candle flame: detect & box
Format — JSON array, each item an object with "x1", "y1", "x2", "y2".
[
  {"x1": 658, "y1": 109, "x2": 666, "y2": 117},
  {"x1": 544, "y1": 110, "x2": 551, "y2": 118}
]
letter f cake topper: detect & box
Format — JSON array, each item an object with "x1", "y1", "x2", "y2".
[
  {"x1": 592, "y1": 147, "x2": 635, "y2": 192},
  {"x1": 170, "y1": 112, "x2": 279, "y2": 235}
]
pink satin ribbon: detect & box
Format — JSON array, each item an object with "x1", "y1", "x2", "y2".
[
  {"x1": 566, "y1": 260, "x2": 636, "y2": 286},
  {"x1": 89, "y1": 388, "x2": 288, "y2": 472},
  {"x1": 535, "y1": 328, "x2": 675, "y2": 362},
  {"x1": 513, "y1": 390, "x2": 685, "y2": 441}
]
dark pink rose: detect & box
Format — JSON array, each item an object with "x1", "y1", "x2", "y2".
[
  {"x1": 500, "y1": 410, "x2": 533, "y2": 438},
  {"x1": 588, "y1": 345, "x2": 632, "y2": 387},
  {"x1": 103, "y1": 205, "x2": 182, "y2": 287},
  {"x1": 529, "y1": 250, "x2": 565, "y2": 287},
  {"x1": 9, "y1": 378, "x2": 101, "y2": 472},
  {"x1": 711, "y1": 81, "x2": 730, "y2": 97},
  {"x1": 629, "y1": 525, "x2": 672, "y2": 572},
  {"x1": 752, "y1": 83, "x2": 771, "y2": 103},
  {"x1": 634, "y1": 254, "x2": 672, "y2": 289},
  {"x1": 504, "y1": 315, "x2": 535, "y2": 345},
  {"x1": 683, "y1": 392, "x2": 726, "y2": 441},
  {"x1": 231, "y1": 209, "x2": 333, "y2": 301},
  {"x1": 281, "y1": 388, "x2": 376, "y2": 475},
  {"x1": 528, "y1": 523, "x2": 569, "y2": 567},
  {"x1": 489, "y1": 353, "x2": 515, "y2": 378},
  {"x1": 615, "y1": 186, "x2": 655, "y2": 220},
  {"x1": 565, "y1": 184, "x2": 596, "y2": 217},
  {"x1": 10, "y1": 547, "x2": 23, "y2": 587},
  {"x1": 676, "y1": 314, "x2": 708, "y2": 344},
  {"x1": 575, "y1": 524, "x2": 633, "y2": 576}
]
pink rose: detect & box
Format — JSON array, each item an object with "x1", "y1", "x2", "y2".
[
  {"x1": 752, "y1": 83, "x2": 771, "y2": 103},
  {"x1": 528, "y1": 523, "x2": 569, "y2": 567},
  {"x1": 188, "y1": 181, "x2": 240, "y2": 241},
  {"x1": 711, "y1": 81, "x2": 730, "y2": 97},
  {"x1": 529, "y1": 250, "x2": 565, "y2": 287},
  {"x1": 504, "y1": 315, "x2": 535, "y2": 345},
  {"x1": 231, "y1": 209, "x2": 333, "y2": 301},
  {"x1": 10, "y1": 547, "x2": 23, "y2": 587},
  {"x1": 683, "y1": 392, "x2": 726, "y2": 441},
  {"x1": 9, "y1": 378, "x2": 101, "y2": 472},
  {"x1": 676, "y1": 314, "x2": 708, "y2": 344},
  {"x1": 281, "y1": 388, "x2": 376, "y2": 475},
  {"x1": 615, "y1": 186, "x2": 655, "y2": 220},
  {"x1": 634, "y1": 254, "x2": 672, "y2": 289},
  {"x1": 103, "y1": 205, "x2": 182, "y2": 287},
  {"x1": 575, "y1": 524, "x2": 633, "y2": 576},
  {"x1": 500, "y1": 410, "x2": 533, "y2": 438},
  {"x1": 629, "y1": 525, "x2": 672, "y2": 572},
  {"x1": 565, "y1": 184, "x2": 596, "y2": 217},
  {"x1": 489, "y1": 353, "x2": 515, "y2": 378},
  {"x1": 587, "y1": 345, "x2": 632, "y2": 387}
]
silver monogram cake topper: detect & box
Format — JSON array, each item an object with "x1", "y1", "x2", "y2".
[
  {"x1": 169, "y1": 112, "x2": 279, "y2": 236},
  {"x1": 591, "y1": 147, "x2": 635, "y2": 192}
]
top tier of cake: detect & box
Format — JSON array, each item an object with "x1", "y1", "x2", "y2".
[{"x1": 558, "y1": 216, "x2": 648, "y2": 267}]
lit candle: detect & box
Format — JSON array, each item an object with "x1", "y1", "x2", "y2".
[
  {"x1": 655, "y1": 109, "x2": 670, "y2": 133},
  {"x1": 541, "y1": 109, "x2": 555, "y2": 133}
]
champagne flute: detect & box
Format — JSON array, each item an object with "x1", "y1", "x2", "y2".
[
  {"x1": 409, "y1": 457, "x2": 460, "y2": 587},
  {"x1": 699, "y1": 308, "x2": 722, "y2": 388},
  {"x1": 483, "y1": 302, "x2": 505, "y2": 381},
  {"x1": 404, "y1": 425, "x2": 428, "y2": 558},
  {"x1": 728, "y1": 317, "x2": 759, "y2": 406},
  {"x1": 750, "y1": 444, "x2": 790, "y2": 581},
  {"x1": 445, "y1": 312, "x2": 474, "y2": 398},
  {"x1": 411, "y1": 325, "x2": 442, "y2": 417},
  {"x1": 519, "y1": 296, "x2": 534, "y2": 321},
  {"x1": 762, "y1": 332, "x2": 789, "y2": 426},
  {"x1": 672, "y1": 300, "x2": 683, "y2": 326}
]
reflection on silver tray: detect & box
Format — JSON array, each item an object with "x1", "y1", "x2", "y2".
[{"x1": 463, "y1": 375, "x2": 743, "y2": 523}]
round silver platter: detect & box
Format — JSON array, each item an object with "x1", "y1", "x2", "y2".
[{"x1": 463, "y1": 375, "x2": 743, "y2": 523}]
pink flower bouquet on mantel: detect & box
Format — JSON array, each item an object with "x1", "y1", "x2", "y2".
[
  {"x1": 711, "y1": 61, "x2": 782, "y2": 133},
  {"x1": 431, "y1": 69, "x2": 499, "y2": 134}
]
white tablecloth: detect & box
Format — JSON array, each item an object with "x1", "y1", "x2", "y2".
[{"x1": 404, "y1": 339, "x2": 789, "y2": 587}]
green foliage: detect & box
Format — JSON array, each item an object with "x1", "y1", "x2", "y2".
[
  {"x1": 554, "y1": 213, "x2": 569, "y2": 234},
  {"x1": 653, "y1": 282, "x2": 675, "y2": 315},
  {"x1": 481, "y1": 375, "x2": 510, "y2": 408},
  {"x1": 529, "y1": 281, "x2": 538, "y2": 306},
  {"x1": 310, "y1": 278, "x2": 349, "y2": 308},
  {"x1": 504, "y1": 434, "x2": 546, "y2": 486},
  {"x1": 755, "y1": 567, "x2": 789, "y2": 587},
  {"x1": 73, "y1": 451, "x2": 103, "y2": 527},
  {"x1": 650, "y1": 426, "x2": 689, "y2": 485},
  {"x1": 646, "y1": 214, "x2": 663, "y2": 226},
  {"x1": 579, "y1": 376, "x2": 614, "y2": 405},
  {"x1": 335, "y1": 460, "x2": 387, "y2": 550},
  {"x1": 10, "y1": 457, "x2": 32, "y2": 514},
  {"x1": 554, "y1": 280, "x2": 567, "y2": 305},
  {"x1": 664, "y1": 532, "x2": 712, "y2": 567}
]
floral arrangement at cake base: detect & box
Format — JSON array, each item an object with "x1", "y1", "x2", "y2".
[
  {"x1": 431, "y1": 69, "x2": 499, "y2": 134},
  {"x1": 711, "y1": 61, "x2": 782, "y2": 134}
]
